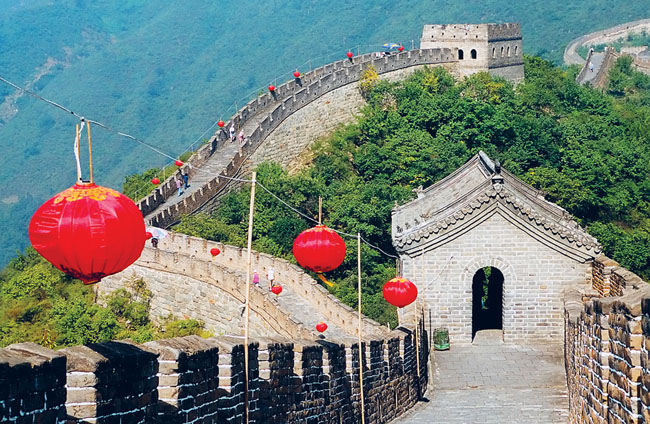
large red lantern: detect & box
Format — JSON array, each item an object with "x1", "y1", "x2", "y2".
[
  {"x1": 29, "y1": 183, "x2": 146, "y2": 285},
  {"x1": 175, "y1": 160, "x2": 183, "y2": 167},
  {"x1": 292, "y1": 225, "x2": 346, "y2": 273},
  {"x1": 268, "y1": 85, "x2": 275, "y2": 92},
  {"x1": 210, "y1": 248, "x2": 221, "y2": 256},
  {"x1": 293, "y1": 70, "x2": 301, "y2": 78},
  {"x1": 151, "y1": 177, "x2": 160, "y2": 185},
  {"x1": 383, "y1": 278, "x2": 417, "y2": 308},
  {"x1": 271, "y1": 285, "x2": 283, "y2": 295},
  {"x1": 217, "y1": 120, "x2": 225, "y2": 128},
  {"x1": 316, "y1": 322, "x2": 328, "y2": 332},
  {"x1": 346, "y1": 51, "x2": 354, "y2": 59}
]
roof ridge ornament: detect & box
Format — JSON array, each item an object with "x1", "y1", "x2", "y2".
[{"x1": 491, "y1": 159, "x2": 504, "y2": 187}]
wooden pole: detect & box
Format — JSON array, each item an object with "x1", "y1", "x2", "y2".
[
  {"x1": 87, "y1": 121, "x2": 93, "y2": 183},
  {"x1": 357, "y1": 233, "x2": 365, "y2": 424},
  {"x1": 415, "y1": 250, "x2": 423, "y2": 383},
  {"x1": 318, "y1": 196, "x2": 322, "y2": 225},
  {"x1": 244, "y1": 171, "x2": 256, "y2": 424}
]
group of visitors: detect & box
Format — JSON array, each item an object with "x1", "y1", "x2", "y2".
[
  {"x1": 252, "y1": 268, "x2": 279, "y2": 291},
  {"x1": 229, "y1": 124, "x2": 246, "y2": 143},
  {"x1": 175, "y1": 171, "x2": 189, "y2": 196}
]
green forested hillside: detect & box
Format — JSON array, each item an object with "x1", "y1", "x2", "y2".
[
  {"x1": 172, "y1": 57, "x2": 650, "y2": 325},
  {"x1": 1, "y1": 0, "x2": 649, "y2": 265}
]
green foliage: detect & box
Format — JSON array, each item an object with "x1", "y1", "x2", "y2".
[{"x1": 0, "y1": 252, "x2": 210, "y2": 347}]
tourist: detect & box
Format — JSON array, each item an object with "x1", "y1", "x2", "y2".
[
  {"x1": 176, "y1": 177, "x2": 183, "y2": 196},
  {"x1": 183, "y1": 171, "x2": 189, "y2": 189},
  {"x1": 267, "y1": 267, "x2": 275, "y2": 290},
  {"x1": 252, "y1": 270, "x2": 260, "y2": 286},
  {"x1": 589, "y1": 62, "x2": 594, "y2": 72},
  {"x1": 151, "y1": 237, "x2": 158, "y2": 248},
  {"x1": 229, "y1": 124, "x2": 236, "y2": 142},
  {"x1": 238, "y1": 129, "x2": 245, "y2": 144}
]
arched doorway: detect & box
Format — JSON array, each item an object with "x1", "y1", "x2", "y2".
[
  {"x1": 458, "y1": 49, "x2": 464, "y2": 60},
  {"x1": 471, "y1": 267, "x2": 504, "y2": 340}
]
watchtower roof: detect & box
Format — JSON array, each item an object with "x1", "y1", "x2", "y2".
[{"x1": 392, "y1": 152, "x2": 600, "y2": 261}]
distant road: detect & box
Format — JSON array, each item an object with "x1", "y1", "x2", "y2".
[{"x1": 564, "y1": 18, "x2": 650, "y2": 66}]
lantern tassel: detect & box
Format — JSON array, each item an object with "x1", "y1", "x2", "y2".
[{"x1": 316, "y1": 273, "x2": 336, "y2": 288}]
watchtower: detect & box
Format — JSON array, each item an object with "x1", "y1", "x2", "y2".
[{"x1": 420, "y1": 23, "x2": 524, "y2": 83}]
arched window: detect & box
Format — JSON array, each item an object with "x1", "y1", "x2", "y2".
[
  {"x1": 492, "y1": 47, "x2": 496, "y2": 58},
  {"x1": 471, "y1": 49, "x2": 477, "y2": 59},
  {"x1": 514, "y1": 45, "x2": 519, "y2": 56},
  {"x1": 500, "y1": 46, "x2": 504, "y2": 57},
  {"x1": 507, "y1": 46, "x2": 511, "y2": 57},
  {"x1": 458, "y1": 49, "x2": 464, "y2": 60}
]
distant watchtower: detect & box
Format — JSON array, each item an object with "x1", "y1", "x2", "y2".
[{"x1": 420, "y1": 23, "x2": 524, "y2": 83}]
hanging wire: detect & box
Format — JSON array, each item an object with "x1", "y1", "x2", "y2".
[{"x1": 0, "y1": 37, "x2": 419, "y2": 260}]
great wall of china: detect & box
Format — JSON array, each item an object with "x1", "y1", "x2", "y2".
[{"x1": 5, "y1": 21, "x2": 650, "y2": 423}]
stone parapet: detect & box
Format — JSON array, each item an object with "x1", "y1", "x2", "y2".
[
  {"x1": 0, "y1": 343, "x2": 66, "y2": 423},
  {"x1": 565, "y1": 275, "x2": 650, "y2": 423},
  {"x1": 0, "y1": 325, "x2": 427, "y2": 423}
]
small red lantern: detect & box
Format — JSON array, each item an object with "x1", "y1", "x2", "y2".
[
  {"x1": 293, "y1": 225, "x2": 346, "y2": 273},
  {"x1": 151, "y1": 177, "x2": 160, "y2": 185},
  {"x1": 175, "y1": 160, "x2": 183, "y2": 167},
  {"x1": 210, "y1": 248, "x2": 221, "y2": 257},
  {"x1": 316, "y1": 322, "x2": 328, "y2": 332},
  {"x1": 382, "y1": 278, "x2": 417, "y2": 308},
  {"x1": 346, "y1": 51, "x2": 354, "y2": 58},
  {"x1": 217, "y1": 120, "x2": 225, "y2": 128},
  {"x1": 293, "y1": 70, "x2": 301, "y2": 78},
  {"x1": 29, "y1": 183, "x2": 146, "y2": 285},
  {"x1": 398, "y1": 46, "x2": 404, "y2": 52},
  {"x1": 268, "y1": 85, "x2": 275, "y2": 92},
  {"x1": 145, "y1": 231, "x2": 153, "y2": 239},
  {"x1": 271, "y1": 285, "x2": 283, "y2": 295}
]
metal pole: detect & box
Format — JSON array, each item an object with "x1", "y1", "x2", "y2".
[
  {"x1": 357, "y1": 233, "x2": 366, "y2": 424},
  {"x1": 318, "y1": 196, "x2": 322, "y2": 225},
  {"x1": 244, "y1": 171, "x2": 256, "y2": 424},
  {"x1": 415, "y1": 250, "x2": 423, "y2": 383},
  {"x1": 87, "y1": 122, "x2": 93, "y2": 183}
]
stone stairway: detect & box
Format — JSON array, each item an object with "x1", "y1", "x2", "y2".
[{"x1": 144, "y1": 103, "x2": 278, "y2": 222}]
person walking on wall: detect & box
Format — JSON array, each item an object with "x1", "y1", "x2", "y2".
[
  {"x1": 238, "y1": 129, "x2": 245, "y2": 144},
  {"x1": 252, "y1": 270, "x2": 260, "y2": 286},
  {"x1": 589, "y1": 62, "x2": 594, "y2": 72},
  {"x1": 151, "y1": 237, "x2": 159, "y2": 248},
  {"x1": 176, "y1": 177, "x2": 183, "y2": 196},
  {"x1": 183, "y1": 171, "x2": 189, "y2": 189},
  {"x1": 267, "y1": 267, "x2": 275, "y2": 291},
  {"x1": 229, "y1": 124, "x2": 236, "y2": 142}
]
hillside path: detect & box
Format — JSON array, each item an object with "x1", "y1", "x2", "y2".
[
  {"x1": 393, "y1": 331, "x2": 568, "y2": 424},
  {"x1": 580, "y1": 52, "x2": 605, "y2": 84}
]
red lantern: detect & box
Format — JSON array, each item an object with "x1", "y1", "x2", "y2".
[
  {"x1": 29, "y1": 183, "x2": 146, "y2": 285},
  {"x1": 293, "y1": 71, "x2": 301, "y2": 78},
  {"x1": 398, "y1": 46, "x2": 404, "y2": 52},
  {"x1": 217, "y1": 120, "x2": 225, "y2": 128},
  {"x1": 145, "y1": 231, "x2": 153, "y2": 239},
  {"x1": 382, "y1": 278, "x2": 417, "y2": 308},
  {"x1": 316, "y1": 322, "x2": 328, "y2": 332},
  {"x1": 268, "y1": 85, "x2": 275, "y2": 92},
  {"x1": 175, "y1": 160, "x2": 183, "y2": 167},
  {"x1": 292, "y1": 225, "x2": 346, "y2": 273},
  {"x1": 151, "y1": 177, "x2": 160, "y2": 185},
  {"x1": 210, "y1": 247, "x2": 221, "y2": 256},
  {"x1": 271, "y1": 285, "x2": 283, "y2": 295},
  {"x1": 347, "y1": 51, "x2": 354, "y2": 58}
]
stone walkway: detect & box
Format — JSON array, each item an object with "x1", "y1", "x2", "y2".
[
  {"x1": 394, "y1": 331, "x2": 568, "y2": 424},
  {"x1": 579, "y1": 52, "x2": 605, "y2": 85}
]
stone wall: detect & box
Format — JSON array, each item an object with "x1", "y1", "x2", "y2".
[
  {"x1": 0, "y1": 343, "x2": 66, "y2": 423},
  {"x1": 100, "y1": 232, "x2": 389, "y2": 342},
  {"x1": 142, "y1": 49, "x2": 456, "y2": 228},
  {"x1": 0, "y1": 326, "x2": 428, "y2": 423},
  {"x1": 565, "y1": 256, "x2": 650, "y2": 423}
]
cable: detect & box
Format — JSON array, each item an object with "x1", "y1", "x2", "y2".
[{"x1": 257, "y1": 181, "x2": 398, "y2": 259}]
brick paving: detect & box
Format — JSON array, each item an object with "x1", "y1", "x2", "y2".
[{"x1": 394, "y1": 330, "x2": 568, "y2": 424}]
